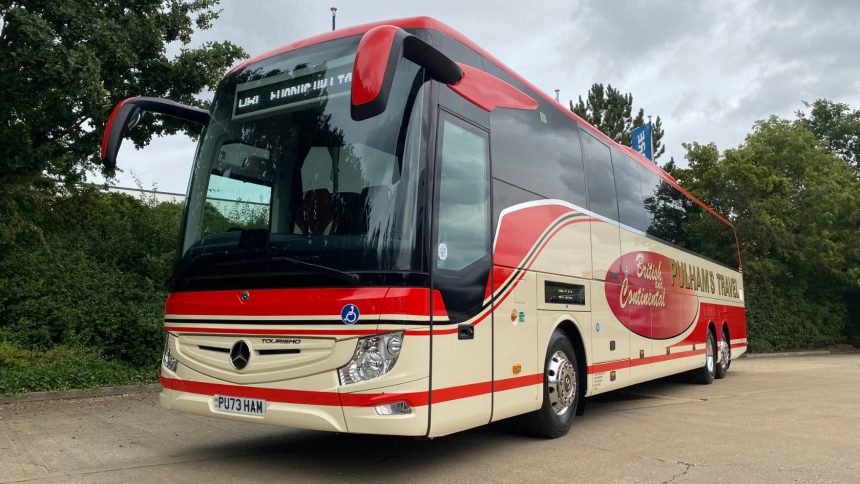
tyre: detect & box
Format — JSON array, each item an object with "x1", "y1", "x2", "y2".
[
  {"x1": 715, "y1": 327, "x2": 731, "y2": 379},
  {"x1": 692, "y1": 329, "x2": 716, "y2": 385},
  {"x1": 520, "y1": 330, "x2": 581, "y2": 438}
]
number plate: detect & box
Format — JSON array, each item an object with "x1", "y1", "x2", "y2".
[{"x1": 212, "y1": 395, "x2": 266, "y2": 416}]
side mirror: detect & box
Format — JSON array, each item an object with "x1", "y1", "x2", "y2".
[
  {"x1": 351, "y1": 25, "x2": 463, "y2": 120},
  {"x1": 350, "y1": 25, "x2": 536, "y2": 120},
  {"x1": 101, "y1": 96, "x2": 210, "y2": 171}
]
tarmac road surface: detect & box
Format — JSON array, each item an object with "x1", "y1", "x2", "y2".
[{"x1": 1, "y1": 354, "x2": 858, "y2": 483}]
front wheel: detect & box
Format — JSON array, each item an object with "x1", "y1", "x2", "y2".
[
  {"x1": 520, "y1": 330, "x2": 581, "y2": 438},
  {"x1": 692, "y1": 330, "x2": 716, "y2": 385}
]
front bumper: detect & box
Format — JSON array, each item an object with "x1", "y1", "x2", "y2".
[{"x1": 159, "y1": 369, "x2": 430, "y2": 436}]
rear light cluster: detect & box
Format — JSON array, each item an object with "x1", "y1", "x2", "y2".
[{"x1": 338, "y1": 332, "x2": 403, "y2": 385}]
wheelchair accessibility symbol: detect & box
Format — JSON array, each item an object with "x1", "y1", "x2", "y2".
[{"x1": 341, "y1": 304, "x2": 360, "y2": 325}]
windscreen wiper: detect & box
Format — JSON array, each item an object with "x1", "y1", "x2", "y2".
[
  {"x1": 166, "y1": 247, "x2": 360, "y2": 289},
  {"x1": 209, "y1": 249, "x2": 360, "y2": 286},
  {"x1": 265, "y1": 254, "x2": 360, "y2": 285}
]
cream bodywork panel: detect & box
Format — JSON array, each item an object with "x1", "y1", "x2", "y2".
[
  {"x1": 492, "y1": 270, "x2": 539, "y2": 422},
  {"x1": 429, "y1": 318, "x2": 491, "y2": 436}
]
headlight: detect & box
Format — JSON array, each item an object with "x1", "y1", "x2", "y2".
[
  {"x1": 338, "y1": 332, "x2": 403, "y2": 385},
  {"x1": 162, "y1": 334, "x2": 178, "y2": 372}
]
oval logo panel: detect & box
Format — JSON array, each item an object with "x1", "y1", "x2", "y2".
[{"x1": 604, "y1": 251, "x2": 698, "y2": 340}]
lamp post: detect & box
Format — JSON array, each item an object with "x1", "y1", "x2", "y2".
[
  {"x1": 555, "y1": 89, "x2": 560, "y2": 102},
  {"x1": 331, "y1": 7, "x2": 337, "y2": 31}
]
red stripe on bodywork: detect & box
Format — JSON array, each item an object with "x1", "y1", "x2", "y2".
[
  {"x1": 588, "y1": 348, "x2": 706, "y2": 374},
  {"x1": 493, "y1": 373, "x2": 544, "y2": 392},
  {"x1": 166, "y1": 287, "x2": 446, "y2": 318},
  {"x1": 160, "y1": 372, "x2": 543, "y2": 408},
  {"x1": 164, "y1": 325, "x2": 457, "y2": 337},
  {"x1": 164, "y1": 326, "x2": 380, "y2": 336},
  {"x1": 161, "y1": 376, "x2": 343, "y2": 406},
  {"x1": 432, "y1": 381, "x2": 492, "y2": 404}
]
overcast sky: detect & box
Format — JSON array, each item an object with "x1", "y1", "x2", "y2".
[{"x1": 102, "y1": 0, "x2": 860, "y2": 194}]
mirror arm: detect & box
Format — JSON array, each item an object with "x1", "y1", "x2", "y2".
[
  {"x1": 402, "y1": 36, "x2": 463, "y2": 85},
  {"x1": 101, "y1": 96, "x2": 210, "y2": 171}
]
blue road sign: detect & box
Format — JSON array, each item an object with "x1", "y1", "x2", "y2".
[{"x1": 631, "y1": 123, "x2": 653, "y2": 161}]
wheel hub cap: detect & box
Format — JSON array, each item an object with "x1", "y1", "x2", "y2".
[{"x1": 547, "y1": 350, "x2": 576, "y2": 415}]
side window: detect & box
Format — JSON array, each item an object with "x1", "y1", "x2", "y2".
[
  {"x1": 436, "y1": 115, "x2": 489, "y2": 271},
  {"x1": 491, "y1": 104, "x2": 587, "y2": 208},
  {"x1": 581, "y1": 130, "x2": 618, "y2": 220},
  {"x1": 614, "y1": 154, "x2": 647, "y2": 231}
]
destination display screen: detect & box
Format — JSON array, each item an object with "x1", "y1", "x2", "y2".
[
  {"x1": 545, "y1": 281, "x2": 586, "y2": 305},
  {"x1": 233, "y1": 58, "x2": 354, "y2": 119}
]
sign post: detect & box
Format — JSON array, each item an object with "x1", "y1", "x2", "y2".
[{"x1": 631, "y1": 122, "x2": 653, "y2": 161}]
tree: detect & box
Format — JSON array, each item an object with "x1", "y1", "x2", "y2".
[
  {"x1": 0, "y1": 0, "x2": 246, "y2": 249},
  {"x1": 0, "y1": 0, "x2": 245, "y2": 184},
  {"x1": 796, "y1": 99, "x2": 860, "y2": 177},
  {"x1": 570, "y1": 83, "x2": 665, "y2": 160},
  {"x1": 677, "y1": 115, "x2": 860, "y2": 350}
]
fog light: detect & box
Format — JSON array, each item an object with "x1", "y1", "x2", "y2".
[
  {"x1": 162, "y1": 335, "x2": 178, "y2": 372},
  {"x1": 375, "y1": 401, "x2": 412, "y2": 415},
  {"x1": 338, "y1": 332, "x2": 403, "y2": 385}
]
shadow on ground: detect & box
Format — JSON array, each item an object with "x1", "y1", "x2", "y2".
[{"x1": 170, "y1": 374, "x2": 699, "y2": 480}]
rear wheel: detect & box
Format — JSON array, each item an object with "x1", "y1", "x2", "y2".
[
  {"x1": 715, "y1": 327, "x2": 731, "y2": 379},
  {"x1": 692, "y1": 330, "x2": 716, "y2": 385},
  {"x1": 520, "y1": 330, "x2": 581, "y2": 438}
]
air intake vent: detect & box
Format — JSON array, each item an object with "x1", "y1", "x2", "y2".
[
  {"x1": 198, "y1": 345, "x2": 230, "y2": 353},
  {"x1": 258, "y1": 349, "x2": 301, "y2": 356}
]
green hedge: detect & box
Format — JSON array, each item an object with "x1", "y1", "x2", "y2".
[{"x1": 0, "y1": 188, "x2": 182, "y2": 386}]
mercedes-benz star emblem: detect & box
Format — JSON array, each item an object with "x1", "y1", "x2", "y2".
[{"x1": 230, "y1": 340, "x2": 251, "y2": 370}]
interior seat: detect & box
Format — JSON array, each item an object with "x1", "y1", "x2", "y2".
[
  {"x1": 295, "y1": 188, "x2": 334, "y2": 235},
  {"x1": 331, "y1": 191, "x2": 367, "y2": 235}
]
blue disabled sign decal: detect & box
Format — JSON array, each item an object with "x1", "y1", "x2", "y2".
[{"x1": 341, "y1": 304, "x2": 360, "y2": 325}]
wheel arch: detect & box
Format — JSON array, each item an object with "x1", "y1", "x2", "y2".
[
  {"x1": 707, "y1": 320, "x2": 717, "y2": 339},
  {"x1": 554, "y1": 318, "x2": 588, "y2": 407}
]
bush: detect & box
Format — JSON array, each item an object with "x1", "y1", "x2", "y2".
[
  {"x1": 744, "y1": 261, "x2": 848, "y2": 352},
  {"x1": 0, "y1": 188, "x2": 183, "y2": 371}
]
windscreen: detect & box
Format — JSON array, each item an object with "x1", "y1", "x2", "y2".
[{"x1": 178, "y1": 36, "x2": 428, "y2": 285}]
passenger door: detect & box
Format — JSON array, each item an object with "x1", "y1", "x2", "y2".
[{"x1": 429, "y1": 110, "x2": 494, "y2": 436}]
